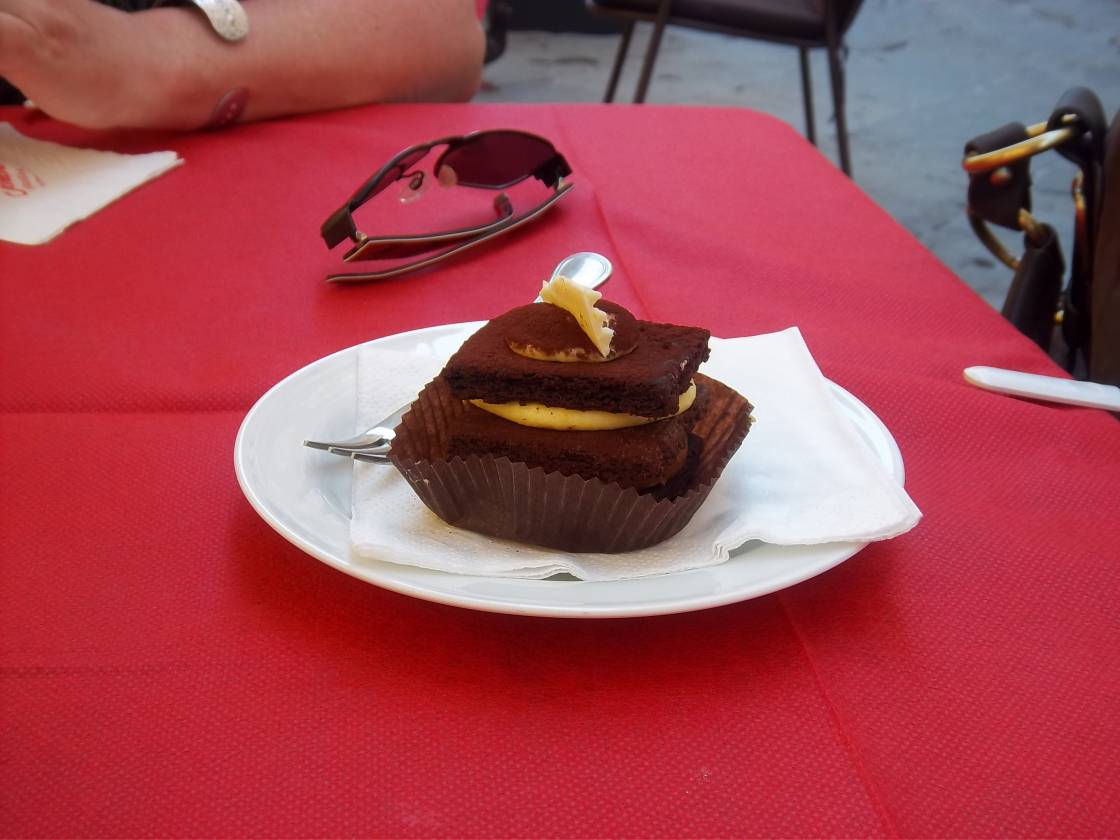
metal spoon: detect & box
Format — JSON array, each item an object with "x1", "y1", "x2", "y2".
[
  {"x1": 304, "y1": 252, "x2": 614, "y2": 460},
  {"x1": 534, "y1": 251, "x2": 613, "y2": 301}
]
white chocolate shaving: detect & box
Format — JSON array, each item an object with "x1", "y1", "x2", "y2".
[{"x1": 538, "y1": 275, "x2": 614, "y2": 357}]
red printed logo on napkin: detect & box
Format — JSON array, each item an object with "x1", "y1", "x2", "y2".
[{"x1": 0, "y1": 160, "x2": 45, "y2": 198}]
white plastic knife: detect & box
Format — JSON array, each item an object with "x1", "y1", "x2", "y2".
[{"x1": 964, "y1": 366, "x2": 1120, "y2": 411}]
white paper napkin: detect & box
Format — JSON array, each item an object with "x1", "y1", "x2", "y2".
[
  {"x1": 0, "y1": 123, "x2": 182, "y2": 245},
  {"x1": 350, "y1": 326, "x2": 921, "y2": 580}
]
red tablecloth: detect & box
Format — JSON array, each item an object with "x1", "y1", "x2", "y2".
[{"x1": 2, "y1": 104, "x2": 1118, "y2": 838}]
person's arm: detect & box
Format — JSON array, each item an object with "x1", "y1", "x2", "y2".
[{"x1": 0, "y1": 0, "x2": 485, "y2": 130}]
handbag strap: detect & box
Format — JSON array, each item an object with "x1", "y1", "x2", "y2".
[
  {"x1": 1000, "y1": 224, "x2": 1065, "y2": 353},
  {"x1": 1048, "y1": 87, "x2": 1108, "y2": 173},
  {"x1": 964, "y1": 122, "x2": 1032, "y2": 231}
]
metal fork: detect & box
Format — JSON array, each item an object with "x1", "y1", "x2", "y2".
[{"x1": 302, "y1": 402, "x2": 410, "y2": 462}]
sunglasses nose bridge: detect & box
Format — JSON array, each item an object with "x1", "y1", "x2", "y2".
[{"x1": 398, "y1": 170, "x2": 430, "y2": 204}]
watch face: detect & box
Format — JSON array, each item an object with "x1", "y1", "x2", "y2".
[{"x1": 192, "y1": 0, "x2": 249, "y2": 42}]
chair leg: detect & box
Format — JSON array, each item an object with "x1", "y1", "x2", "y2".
[
  {"x1": 633, "y1": 0, "x2": 672, "y2": 103},
  {"x1": 824, "y1": 10, "x2": 852, "y2": 176},
  {"x1": 798, "y1": 47, "x2": 817, "y2": 146},
  {"x1": 826, "y1": 43, "x2": 852, "y2": 175},
  {"x1": 603, "y1": 21, "x2": 635, "y2": 104}
]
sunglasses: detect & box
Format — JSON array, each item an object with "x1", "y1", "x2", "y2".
[{"x1": 320, "y1": 129, "x2": 573, "y2": 283}]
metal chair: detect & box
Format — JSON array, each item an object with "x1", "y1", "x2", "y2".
[{"x1": 588, "y1": 0, "x2": 864, "y2": 175}]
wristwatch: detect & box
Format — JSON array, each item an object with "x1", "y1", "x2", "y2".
[{"x1": 155, "y1": 0, "x2": 249, "y2": 42}]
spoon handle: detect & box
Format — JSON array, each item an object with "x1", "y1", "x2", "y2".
[{"x1": 964, "y1": 366, "x2": 1120, "y2": 411}]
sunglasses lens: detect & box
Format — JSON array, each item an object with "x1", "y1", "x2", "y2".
[{"x1": 440, "y1": 132, "x2": 559, "y2": 189}]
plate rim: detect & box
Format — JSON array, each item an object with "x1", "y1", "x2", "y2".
[{"x1": 234, "y1": 323, "x2": 904, "y2": 618}]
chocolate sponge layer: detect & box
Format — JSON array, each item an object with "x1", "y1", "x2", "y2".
[
  {"x1": 448, "y1": 404, "x2": 691, "y2": 490},
  {"x1": 442, "y1": 305, "x2": 710, "y2": 418}
]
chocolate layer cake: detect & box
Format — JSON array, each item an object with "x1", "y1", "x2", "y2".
[{"x1": 388, "y1": 276, "x2": 753, "y2": 553}]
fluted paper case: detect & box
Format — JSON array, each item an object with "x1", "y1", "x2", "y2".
[{"x1": 388, "y1": 373, "x2": 752, "y2": 553}]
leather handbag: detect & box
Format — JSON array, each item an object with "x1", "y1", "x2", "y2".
[{"x1": 964, "y1": 87, "x2": 1118, "y2": 386}]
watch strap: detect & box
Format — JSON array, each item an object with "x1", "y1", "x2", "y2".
[
  {"x1": 151, "y1": 0, "x2": 249, "y2": 41},
  {"x1": 187, "y1": 0, "x2": 249, "y2": 41}
]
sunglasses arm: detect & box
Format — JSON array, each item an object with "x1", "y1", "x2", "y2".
[
  {"x1": 326, "y1": 182, "x2": 573, "y2": 284},
  {"x1": 321, "y1": 185, "x2": 510, "y2": 252},
  {"x1": 321, "y1": 205, "x2": 359, "y2": 249}
]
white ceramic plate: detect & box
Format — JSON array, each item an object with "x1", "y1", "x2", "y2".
[{"x1": 234, "y1": 322, "x2": 904, "y2": 618}]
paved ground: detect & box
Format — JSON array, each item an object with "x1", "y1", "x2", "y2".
[{"x1": 475, "y1": 0, "x2": 1120, "y2": 309}]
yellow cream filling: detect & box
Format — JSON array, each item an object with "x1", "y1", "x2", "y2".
[{"x1": 470, "y1": 381, "x2": 696, "y2": 431}]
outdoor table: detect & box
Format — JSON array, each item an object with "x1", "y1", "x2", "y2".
[{"x1": 2, "y1": 102, "x2": 1117, "y2": 838}]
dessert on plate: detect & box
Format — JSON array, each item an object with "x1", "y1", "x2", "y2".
[{"x1": 388, "y1": 275, "x2": 754, "y2": 553}]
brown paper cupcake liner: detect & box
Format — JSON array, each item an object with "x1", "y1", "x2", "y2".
[{"x1": 388, "y1": 373, "x2": 753, "y2": 554}]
